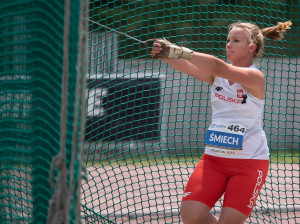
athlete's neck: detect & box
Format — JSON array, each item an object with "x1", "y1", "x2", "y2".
[
  {"x1": 230, "y1": 57, "x2": 253, "y2": 67},
  {"x1": 232, "y1": 61, "x2": 253, "y2": 67}
]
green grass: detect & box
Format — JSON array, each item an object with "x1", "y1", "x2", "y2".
[
  {"x1": 87, "y1": 153, "x2": 201, "y2": 167},
  {"x1": 269, "y1": 149, "x2": 299, "y2": 164},
  {"x1": 86, "y1": 150, "x2": 299, "y2": 167}
]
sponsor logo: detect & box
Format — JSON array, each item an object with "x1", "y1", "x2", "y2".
[
  {"x1": 247, "y1": 170, "x2": 263, "y2": 208},
  {"x1": 215, "y1": 86, "x2": 223, "y2": 92},
  {"x1": 237, "y1": 89, "x2": 244, "y2": 98},
  {"x1": 211, "y1": 124, "x2": 226, "y2": 129},
  {"x1": 183, "y1": 192, "x2": 191, "y2": 197},
  {"x1": 241, "y1": 94, "x2": 247, "y2": 104}
]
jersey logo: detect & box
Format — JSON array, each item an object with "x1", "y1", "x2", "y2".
[
  {"x1": 183, "y1": 192, "x2": 191, "y2": 197},
  {"x1": 237, "y1": 89, "x2": 244, "y2": 98},
  {"x1": 214, "y1": 93, "x2": 243, "y2": 104},
  {"x1": 215, "y1": 86, "x2": 223, "y2": 92},
  {"x1": 241, "y1": 94, "x2": 247, "y2": 104},
  {"x1": 247, "y1": 170, "x2": 263, "y2": 208}
]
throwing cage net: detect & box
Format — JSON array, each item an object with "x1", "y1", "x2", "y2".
[
  {"x1": 82, "y1": 1, "x2": 299, "y2": 224},
  {"x1": 0, "y1": 0, "x2": 299, "y2": 224},
  {"x1": 0, "y1": 0, "x2": 87, "y2": 223}
]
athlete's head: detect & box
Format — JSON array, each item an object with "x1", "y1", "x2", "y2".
[{"x1": 227, "y1": 21, "x2": 292, "y2": 60}]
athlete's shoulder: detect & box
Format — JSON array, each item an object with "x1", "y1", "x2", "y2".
[
  {"x1": 212, "y1": 76, "x2": 226, "y2": 86},
  {"x1": 249, "y1": 64, "x2": 259, "y2": 70}
]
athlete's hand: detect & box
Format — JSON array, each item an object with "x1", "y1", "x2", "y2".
[
  {"x1": 151, "y1": 38, "x2": 170, "y2": 59},
  {"x1": 151, "y1": 38, "x2": 193, "y2": 61}
]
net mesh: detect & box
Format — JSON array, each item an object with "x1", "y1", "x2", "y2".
[
  {"x1": 0, "y1": 0, "x2": 299, "y2": 224},
  {"x1": 82, "y1": 1, "x2": 299, "y2": 224},
  {"x1": 0, "y1": 0, "x2": 85, "y2": 223}
]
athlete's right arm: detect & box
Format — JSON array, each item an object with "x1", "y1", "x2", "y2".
[{"x1": 151, "y1": 41, "x2": 214, "y2": 85}]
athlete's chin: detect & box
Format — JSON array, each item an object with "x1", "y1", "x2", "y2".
[{"x1": 226, "y1": 56, "x2": 233, "y2": 63}]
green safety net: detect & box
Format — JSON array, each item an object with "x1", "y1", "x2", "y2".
[
  {"x1": 0, "y1": 0, "x2": 86, "y2": 223},
  {"x1": 82, "y1": 1, "x2": 299, "y2": 224},
  {"x1": 1, "y1": 0, "x2": 298, "y2": 224}
]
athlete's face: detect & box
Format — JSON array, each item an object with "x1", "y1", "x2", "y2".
[{"x1": 226, "y1": 27, "x2": 256, "y2": 65}]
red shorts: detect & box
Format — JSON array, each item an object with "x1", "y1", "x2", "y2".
[{"x1": 182, "y1": 154, "x2": 269, "y2": 217}]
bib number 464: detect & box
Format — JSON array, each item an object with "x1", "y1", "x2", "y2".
[{"x1": 228, "y1": 125, "x2": 245, "y2": 134}]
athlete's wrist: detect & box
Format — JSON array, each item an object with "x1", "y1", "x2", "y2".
[
  {"x1": 167, "y1": 45, "x2": 193, "y2": 61},
  {"x1": 154, "y1": 40, "x2": 193, "y2": 61},
  {"x1": 181, "y1": 47, "x2": 193, "y2": 61}
]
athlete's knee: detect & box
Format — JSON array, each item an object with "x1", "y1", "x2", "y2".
[
  {"x1": 181, "y1": 211, "x2": 217, "y2": 224},
  {"x1": 180, "y1": 201, "x2": 217, "y2": 224},
  {"x1": 217, "y1": 207, "x2": 247, "y2": 224}
]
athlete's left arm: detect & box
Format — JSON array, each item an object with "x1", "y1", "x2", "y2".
[{"x1": 189, "y1": 52, "x2": 266, "y2": 99}]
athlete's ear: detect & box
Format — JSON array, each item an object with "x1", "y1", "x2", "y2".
[{"x1": 249, "y1": 44, "x2": 257, "y2": 54}]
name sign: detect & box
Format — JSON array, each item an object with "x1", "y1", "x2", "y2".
[{"x1": 205, "y1": 122, "x2": 246, "y2": 154}]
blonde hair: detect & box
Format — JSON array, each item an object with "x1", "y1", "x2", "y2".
[{"x1": 229, "y1": 21, "x2": 292, "y2": 58}]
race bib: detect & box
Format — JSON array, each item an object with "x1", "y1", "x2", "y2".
[{"x1": 205, "y1": 122, "x2": 246, "y2": 155}]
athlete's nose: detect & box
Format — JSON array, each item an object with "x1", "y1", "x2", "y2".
[{"x1": 226, "y1": 42, "x2": 231, "y2": 49}]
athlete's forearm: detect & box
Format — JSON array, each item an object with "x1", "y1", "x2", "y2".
[
  {"x1": 163, "y1": 57, "x2": 214, "y2": 84},
  {"x1": 189, "y1": 52, "x2": 225, "y2": 77},
  {"x1": 162, "y1": 58, "x2": 193, "y2": 74}
]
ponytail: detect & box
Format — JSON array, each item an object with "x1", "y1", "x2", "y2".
[{"x1": 261, "y1": 21, "x2": 292, "y2": 41}]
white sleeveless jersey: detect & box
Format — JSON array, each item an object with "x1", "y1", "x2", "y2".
[{"x1": 204, "y1": 65, "x2": 269, "y2": 160}]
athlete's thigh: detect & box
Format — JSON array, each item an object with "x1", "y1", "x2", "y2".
[
  {"x1": 222, "y1": 159, "x2": 269, "y2": 217},
  {"x1": 182, "y1": 154, "x2": 227, "y2": 208}
]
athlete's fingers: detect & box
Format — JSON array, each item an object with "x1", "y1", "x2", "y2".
[
  {"x1": 152, "y1": 45, "x2": 163, "y2": 51},
  {"x1": 151, "y1": 50, "x2": 162, "y2": 57},
  {"x1": 163, "y1": 38, "x2": 171, "y2": 44},
  {"x1": 153, "y1": 40, "x2": 164, "y2": 48},
  {"x1": 151, "y1": 47, "x2": 162, "y2": 53},
  {"x1": 153, "y1": 42, "x2": 161, "y2": 46},
  {"x1": 151, "y1": 43, "x2": 163, "y2": 57},
  {"x1": 151, "y1": 49, "x2": 162, "y2": 55}
]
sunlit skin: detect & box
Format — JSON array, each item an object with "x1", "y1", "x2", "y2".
[
  {"x1": 150, "y1": 26, "x2": 267, "y2": 224},
  {"x1": 151, "y1": 21, "x2": 292, "y2": 223},
  {"x1": 226, "y1": 27, "x2": 256, "y2": 68},
  {"x1": 151, "y1": 27, "x2": 265, "y2": 100}
]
